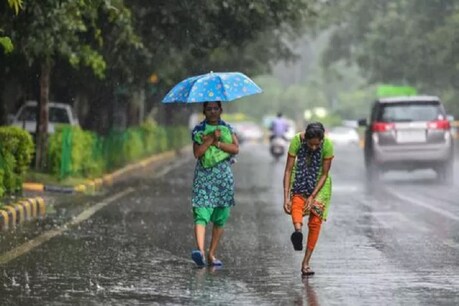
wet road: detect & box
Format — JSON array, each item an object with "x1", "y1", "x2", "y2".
[{"x1": 1, "y1": 143, "x2": 459, "y2": 305}]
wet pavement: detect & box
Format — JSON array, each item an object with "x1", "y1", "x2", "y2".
[{"x1": 1, "y1": 143, "x2": 459, "y2": 305}]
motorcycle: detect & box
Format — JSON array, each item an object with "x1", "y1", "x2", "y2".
[{"x1": 269, "y1": 136, "x2": 287, "y2": 161}]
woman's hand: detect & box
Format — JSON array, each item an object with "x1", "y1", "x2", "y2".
[
  {"x1": 303, "y1": 196, "x2": 314, "y2": 215},
  {"x1": 201, "y1": 130, "x2": 221, "y2": 146},
  {"x1": 202, "y1": 135, "x2": 214, "y2": 143},
  {"x1": 283, "y1": 199, "x2": 292, "y2": 215},
  {"x1": 212, "y1": 129, "x2": 221, "y2": 146},
  {"x1": 193, "y1": 134, "x2": 216, "y2": 158},
  {"x1": 214, "y1": 129, "x2": 221, "y2": 140}
]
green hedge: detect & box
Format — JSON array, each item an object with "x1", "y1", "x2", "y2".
[
  {"x1": 140, "y1": 120, "x2": 168, "y2": 155},
  {"x1": 47, "y1": 121, "x2": 189, "y2": 179},
  {"x1": 166, "y1": 126, "x2": 189, "y2": 150},
  {"x1": 0, "y1": 126, "x2": 34, "y2": 197},
  {"x1": 48, "y1": 125, "x2": 105, "y2": 179}
]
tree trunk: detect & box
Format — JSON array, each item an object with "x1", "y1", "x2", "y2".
[{"x1": 35, "y1": 60, "x2": 50, "y2": 170}]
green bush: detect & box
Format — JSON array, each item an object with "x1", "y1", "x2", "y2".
[
  {"x1": 71, "y1": 127, "x2": 104, "y2": 177},
  {"x1": 0, "y1": 126, "x2": 34, "y2": 194},
  {"x1": 0, "y1": 165, "x2": 5, "y2": 198},
  {"x1": 153, "y1": 126, "x2": 168, "y2": 153},
  {"x1": 103, "y1": 130, "x2": 126, "y2": 170},
  {"x1": 122, "y1": 128, "x2": 144, "y2": 162},
  {"x1": 45, "y1": 123, "x2": 188, "y2": 180},
  {"x1": 86, "y1": 134, "x2": 105, "y2": 177},
  {"x1": 165, "y1": 126, "x2": 189, "y2": 150},
  {"x1": 139, "y1": 120, "x2": 169, "y2": 155},
  {"x1": 140, "y1": 121, "x2": 156, "y2": 156},
  {"x1": 48, "y1": 125, "x2": 66, "y2": 176},
  {"x1": 48, "y1": 125, "x2": 105, "y2": 179},
  {"x1": 103, "y1": 129, "x2": 147, "y2": 170}
]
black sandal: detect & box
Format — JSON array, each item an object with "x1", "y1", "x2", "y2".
[
  {"x1": 301, "y1": 266, "x2": 315, "y2": 276},
  {"x1": 290, "y1": 231, "x2": 303, "y2": 251}
]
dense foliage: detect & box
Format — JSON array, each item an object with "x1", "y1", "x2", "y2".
[
  {"x1": 322, "y1": 0, "x2": 459, "y2": 115},
  {"x1": 0, "y1": 0, "x2": 321, "y2": 127},
  {"x1": 0, "y1": 126, "x2": 34, "y2": 196},
  {"x1": 46, "y1": 122, "x2": 188, "y2": 180}
]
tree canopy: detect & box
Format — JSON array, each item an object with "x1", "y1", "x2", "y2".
[
  {"x1": 322, "y1": 0, "x2": 459, "y2": 115},
  {"x1": 1, "y1": 0, "x2": 322, "y2": 132}
]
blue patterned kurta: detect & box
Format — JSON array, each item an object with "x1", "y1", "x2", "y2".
[
  {"x1": 192, "y1": 160, "x2": 235, "y2": 207},
  {"x1": 191, "y1": 120, "x2": 235, "y2": 208}
]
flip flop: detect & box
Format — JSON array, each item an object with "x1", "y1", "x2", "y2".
[
  {"x1": 209, "y1": 258, "x2": 223, "y2": 267},
  {"x1": 191, "y1": 250, "x2": 206, "y2": 267},
  {"x1": 290, "y1": 231, "x2": 303, "y2": 251},
  {"x1": 301, "y1": 266, "x2": 315, "y2": 276}
]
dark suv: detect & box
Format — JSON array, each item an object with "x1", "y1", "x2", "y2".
[{"x1": 359, "y1": 96, "x2": 454, "y2": 183}]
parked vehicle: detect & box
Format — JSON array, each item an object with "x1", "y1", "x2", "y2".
[
  {"x1": 358, "y1": 95, "x2": 454, "y2": 183},
  {"x1": 326, "y1": 126, "x2": 360, "y2": 146},
  {"x1": 11, "y1": 101, "x2": 79, "y2": 135}
]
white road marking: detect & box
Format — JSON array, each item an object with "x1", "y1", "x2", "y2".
[
  {"x1": 0, "y1": 188, "x2": 134, "y2": 265},
  {"x1": 365, "y1": 211, "x2": 429, "y2": 232},
  {"x1": 389, "y1": 190, "x2": 459, "y2": 222},
  {"x1": 333, "y1": 184, "x2": 361, "y2": 193}
]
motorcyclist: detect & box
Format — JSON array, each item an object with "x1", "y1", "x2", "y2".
[{"x1": 270, "y1": 112, "x2": 289, "y2": 141}]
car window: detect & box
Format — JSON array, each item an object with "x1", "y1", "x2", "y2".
[
  {"x1": 49, "y1": 108, "x2": 70, "y2": 123},
  {"x1": 17, "y1": 105, "x2": 70, "y2": 123},
  {"x1": 378, "y1": 102, "x2": 444, "y2": 122},
  {"x1": 18, "y1": 106, "x2": 38, "y2": 121}
]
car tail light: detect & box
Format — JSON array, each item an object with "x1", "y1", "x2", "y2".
[
  {"x1": 372, "y1": 122, "x2": 395, "y2": 132},
  {"x1": 428, "y1": 120, "x2": 450, "y2": 130}
]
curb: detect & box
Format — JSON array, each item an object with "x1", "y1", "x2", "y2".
[
  {"x1": 0, "y1": 197, "x2": 46, "y2": 231},
  {"x1": 22, "y1": 149, "x2": 179, "y2": 194}
]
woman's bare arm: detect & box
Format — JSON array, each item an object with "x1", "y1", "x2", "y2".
[
  {"x1": 193, "y1": 132, "x2": 239, "y2": 158},
  {"x1": 193, "y1": 135, "x2": 215, "y2": 159},
  {"x1": 283, "y1": 155, "x2": 295, "y2": 213},
  {"x1": 217, "y1": 134, "x2": 239, "y2": 155}
]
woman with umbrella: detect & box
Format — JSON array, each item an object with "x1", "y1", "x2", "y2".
[
  {"x1": 282, "y1": 122, "x2": 334, "y2": 276},
  {"x1": 162, "y1": 71, "x2": 261, "y2": 267},
  {"x1": 190, "y1": 101, "x2": 239, "y2": 267}
]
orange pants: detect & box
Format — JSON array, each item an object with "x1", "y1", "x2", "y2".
[{"x1": 291, "y1": 195, "x2": 322, "y2": 251}]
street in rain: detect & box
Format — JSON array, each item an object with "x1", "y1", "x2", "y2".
[
  {"x1": 1, "y1": 1, "x2": 459, "y2": 305},
  {"x1": 1, "y1": 142, "x2": 459, "y2": 304}
]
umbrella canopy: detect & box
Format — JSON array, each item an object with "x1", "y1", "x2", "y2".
[{"x1": 162, "y1": 72, "x2": 262, "y2": 103}]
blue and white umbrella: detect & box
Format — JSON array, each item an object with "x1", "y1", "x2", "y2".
[{"x1": 162, "y1": 71, "x2": 262, "y2": 103}]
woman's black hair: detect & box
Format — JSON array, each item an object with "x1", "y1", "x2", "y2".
[
  {"x1": 202, "y1": 101, "x2": 222, "y2": 114},
  {"x1": 305, "y1": 122, "x2": 325, "y2": 140}
]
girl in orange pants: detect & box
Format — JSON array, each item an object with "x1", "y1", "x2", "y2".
[{"x1": 283, "y1": 122, "x2": 334, "y2": 276}]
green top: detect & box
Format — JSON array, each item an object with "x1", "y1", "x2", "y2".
[
  {"x1": 288, "y1": 133, "x2": 334, "y2": 177},
  {"x1": 193, "y1": 123, "x2": 233, "y2": 168},
  {"x1": 288, "y1": 133, "x2": 334, "y2": 159},
  {"x1": 287, "y1": 133, "x2": 334, "y2": 221}
]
